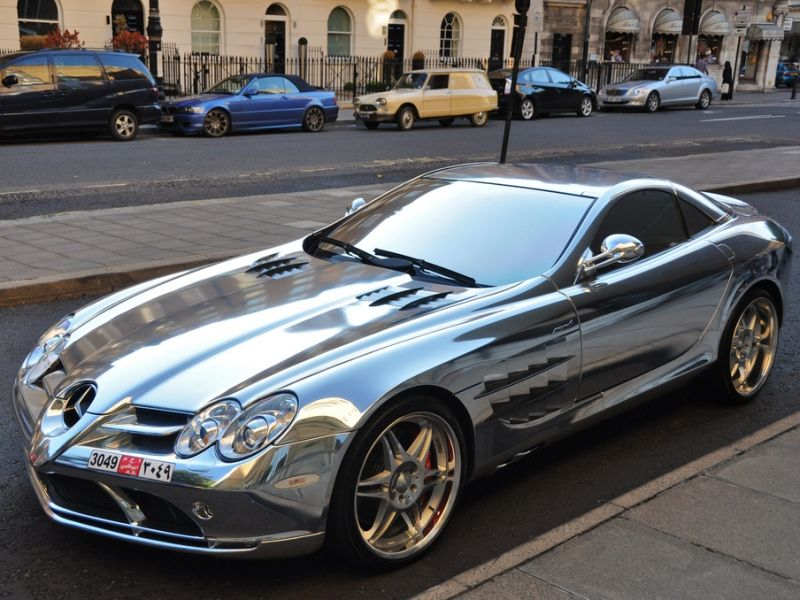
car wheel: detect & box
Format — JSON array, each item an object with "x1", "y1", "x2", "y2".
[
  {"x1": 396, "y1": 106, "x2": 415, "y2": 131},
  {"x1": 303, "y1": 106, "x2": 325, "y2": 132},
  {"x1": 329, "y1": 395, "x2": 465, "y2": 568},
  {"x1": 203, "y1": 109, "x2": 230, "y2": 137},
  {"x1": 519, "y1": 97, "x2": 535, "y2": 121},
  {"x1": 644, "y1": 92, "x2": 660, "y2": 113},
  {"x1": 469, "y1": 112, "x2": 488, "y2": 127},
  {"x1": 364, "y1": 122, "x2": 380, "y2": 130},
  {"x1": 109, "y1": 109, "x2": 138, "y2": 141},
  {"x1": 438, "y1": 118, "x2": 455, "y2": 127},
  {"x1": 696, "y1": 89, "x2": 712, "y2": 110},
  {"x1": 577, "y1": 95, "x2": 593, "y2": 117},
  {"x1": 711, "y1": 289, "x2": 780, "y2": 404}
]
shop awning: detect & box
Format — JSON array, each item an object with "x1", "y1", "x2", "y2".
[
  {"x1": 606, "y1": 7, "x2": 640, "y2": 33},
  {"x1": 700, "y1": 10, "x2": 732, "y2": 35},
  {"x1": 746, "y1": 23, "x2": 785, "y2": 40},
  {"x1": 653, "y1": 9, "x2": 682, "y2": 34}
]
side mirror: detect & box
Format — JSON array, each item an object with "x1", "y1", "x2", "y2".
[
  {"x1": 2, "y1": 74, "x2": 19, "y2": 88},
  {"x1": 345, "y1": 197, "x2": 366, "y2": 216},
  {"x1": 243, "y1": 87, "x2": 257, "y2": 97},
  {"x1": 578, "y1": 234, "x2": 644, "y2": 279},
  {"x1": 667, "y1": 76, "x2": 677, "y2": 82}
]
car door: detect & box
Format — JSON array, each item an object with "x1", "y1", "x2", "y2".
[
  {"x1": 546, "y1": 68, "x2": 579, "y2": 111},
  {"x1": 449, "y1": 72, "x2": 482, "y2": 115},
  {"x1": 527, "y1": 68, "x2": 555, "y2": 111},
  {"x1": 421, "y1": 74, "x2": 451, "y2": 118},
  {"x1": 680, "y1": 66, "x2": 704, "y2": 103},
  {"x1": 245, "y1": 76, "x2": 291, "y2": 127},
  {"x1": 560, "y1": 188, "x2": 732, "y2": 401},
  {"x1": 0, "y1": 53, "x2": 58, "y2": 132},
  {"x1": 51, "y1": 53, "x2": 112, "y2": 127},
  {"x1": 659, "y1": 66, "x2": 683, "y2": 104},
  {"x1": 279, "y1": 76, "x2": 309, "y2": 124}
]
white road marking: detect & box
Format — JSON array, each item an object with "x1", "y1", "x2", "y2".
[
  {"x1": 84, "y1": 183, "x2": 128, "y2": 189},
  {"x1": 701, "y1": 114, "x2": 786, "y2": 122}
]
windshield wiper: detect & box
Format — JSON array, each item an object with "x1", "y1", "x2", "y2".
[
  {"x1": 313, "y1": 236, "x2": 412, "y2": 272},
  {"x1": 374, "y1": 248, "x2": 478, "y2": 287}
]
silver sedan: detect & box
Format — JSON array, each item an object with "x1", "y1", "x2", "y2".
[
  {"x1": 598, "y1": 65, "x2": 718, "y2": 112},
  {"x1": 13, "y1": 163, "x2": 790, "y2": 568}
]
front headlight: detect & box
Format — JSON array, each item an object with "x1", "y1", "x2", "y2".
[
  {"x1": 598, "y1": 88, "x2": 605, "y2": 95},
  {"x1": 629, "y1": 88, "x2": 644, "y2": 96},
  {"x1": 376, "y1": 97, "x2": 387, "y2": 105},
  {"x1": 353, "y1": 97, "x2": 360, "y2": 106},
  {"x1": 175, "y1": 393, "x2": 297, "y2": 460},
  {"x1": 23, "y1": 314, "x2": 74, "y2": 383},
  {"x1": 179, "y1": 106, "x2": 205, "y2": 114}
]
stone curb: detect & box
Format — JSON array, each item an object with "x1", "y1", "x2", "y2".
[
  {"x1": 0, "y1": 176, "x2": 796, "y2": 308},
  {"x1": 411, "y1": 410, "x2": 800, "y2": 600}
]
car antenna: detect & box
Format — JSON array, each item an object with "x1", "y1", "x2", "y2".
[{"x1": 500, "y1": 0, "x2": 530, "y2": 164}]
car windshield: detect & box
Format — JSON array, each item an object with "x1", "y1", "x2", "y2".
[
  {"x1": 318, "y1": 178, "x2": 593, "y2": 286},
  {"x1": 623, "y1": 68, "x2": 668, "y2": 82},
  {"x1": 204, "y1": 76, "x2": 251, "y2": 94},
  {"x1": 394, "y1": 73, "x2": 427, "y2": 89},
  {"x1": 0, "y1": 52, "x2": 25, "y2": 68}
]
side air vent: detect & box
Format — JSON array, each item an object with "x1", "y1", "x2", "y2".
[
  {"x1": 62, "y1": 382, "x2": 97, "y2": 428},
  {"x1": 356, "y1": 286, "x2": 453, "y2": 310},
  {"x1": 246, "y1": 254, "x2": 309, "y2": 279}
]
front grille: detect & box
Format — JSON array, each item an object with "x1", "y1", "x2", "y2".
[
  {"x1": 357, "y1": 104, "x2": 377, "y2": 112},
  {"x1": 605, "y1": 89, "x2": 626, "y2": 96},
  {"x1": 163, "y1": 105, "x2": 177, "y2": 115},
  {"x1": 101, "y1": 406, "x2": 190, "y2": 455},
  {"x1": 46, "y1": 473, "x2": 127, "y2": 522},
  {"x1": 122, "y1": 488, "x2": 202, "y2": 536}
]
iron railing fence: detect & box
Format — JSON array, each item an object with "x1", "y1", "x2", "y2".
[{"x1": 538, "y1": 59, "x2": 654, "y2": 91}]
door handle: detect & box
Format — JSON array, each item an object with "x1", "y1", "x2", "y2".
[
  {"x1": 57, "y1": 90, "x2": 70, "y2": 96},
  {"x1": 41, "y1": 91, "x2": 54, "y2": 97}
]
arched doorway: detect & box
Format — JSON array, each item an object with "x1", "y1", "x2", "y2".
[
  {"x1": 265, "y1": 3, "x2": 287, "y2": 73},
  {"x1": 387, "y1": 10, "x2": 406, "y2": 63},
  {"x1": 651, "y1": 9, "x2": 681, "y2": 64},
  {"x1": 489, "y1": 16, "x2": 506, "y2": 69},
  {"x1": 111, "y1": 0, "x2": 144, "y2": 36},
  {"x1": 604, "y1": 6, "x2": 639, "y2": 62}
]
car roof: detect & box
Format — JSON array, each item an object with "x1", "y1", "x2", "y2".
[{"x1": 424, "y1": 163, "x2": 655, "y2": 199}]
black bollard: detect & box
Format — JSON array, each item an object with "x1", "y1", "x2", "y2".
[{"x1": 792, "y1": 75, "x2": 798, "y2": 100}]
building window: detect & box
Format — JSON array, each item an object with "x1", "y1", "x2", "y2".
[
  {"x1": 191, "y1": 1, "x2": 221, "y2": 55},
  {"x1": 327, "y1": 7, "x2": 352, "y2": 57},
  {"x1": 18, "y1": 0, "x2": 60, "y2": 37},
  {"x1": 440, "y1": 13, "x2": 461, "y2": 59}
]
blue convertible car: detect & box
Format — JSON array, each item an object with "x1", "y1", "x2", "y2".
[{"x1": 160, "y1": 73, "x2": 338, "y2": 136}]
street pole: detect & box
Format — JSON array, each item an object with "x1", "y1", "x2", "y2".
[
  {"x1": 732, "y1": 35, "x2": 742, "y2": 96},
  {"x1": 581, "y1": 0, "x2": 592, "y2": 82},
  {"x1": 500, "y1": 0, "x2": 529, "y2": 164},
  {"x1": 147, "y1": 0, "x2": 163, "y2": 85}
]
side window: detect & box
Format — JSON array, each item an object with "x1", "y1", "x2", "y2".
[
  {"x1": 254, "y1": 76, "x2": 285, "y2": 94},
  {"x1": 530, "y1": 69, "x2": 550, "y2": 84},
  {"x1": 592, "y1": 190, "x2": 686, "y2": 259},
  {"x1": 281, "y1": 78, "x2": 300, "y2": 94},
  {"x1": 2, "y1": 55, "x2": 50, "y2": 85},
  {"x1": 427, "y1": 74, "x2": 449, "y2": 90},
  {"x1": 99, "y1": 55, "x2": 152, "y2": 82},
  {"x1": 548, "y1": 69, "x2": 572, "y2": 85},
  {"x1": 517, "y1": 71, "x2": 531, "y2": 84},
  {"x1": 677, "y1": 194, "x2": 715, "y2": 237},
  {"x1": 682, "y1": 66, "x2": 702, "y2": 79},
  {"x1": 53, "y1": 54, "x2": 104, "y2": 82}
]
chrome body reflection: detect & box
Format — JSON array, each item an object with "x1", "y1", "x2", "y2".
[{"x1": 12, "y1": 164, "x2": 791, "y2": 558}]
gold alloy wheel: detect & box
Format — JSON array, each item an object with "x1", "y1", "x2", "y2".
[
  {"x1": 353, "y1": 411, "x2": 461, "y2": 560},
  {"x1": 204, "y1": 109, "x2": 230, "y2": 137},
  {"x1": 729, "y1": 296, "x2": 778, "y2": 397},
  {"x1": 304, "y1": 107, "x2": 325, "y2": 132}
]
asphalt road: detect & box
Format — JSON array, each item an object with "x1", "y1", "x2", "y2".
[
  {"x1": 1, "y1": 99, "x2": 799, "y2": 219},
  {"x1": 1, "y1": 188, "x2": 797, "y2": 600}
]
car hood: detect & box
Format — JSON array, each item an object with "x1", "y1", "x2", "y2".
[
  {"x1": 167, "y1": 93, "x2": 233, "y2": 107},
  {"x1": 356, "y1": 89, "x2": 417, "y2": 104},
  {"x1": 604, "y1": 81, "x2": 656, "y2": 93},
  {"x1": 56, "y1": 247, "x2": 478, "y2": 415}
]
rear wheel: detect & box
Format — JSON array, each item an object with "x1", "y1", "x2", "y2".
[
  {"x1": 396, "y1": 106, "x2": 415, "y2": 131},
  {"x1": 328, "y1": 395, "x2": 465, "y2": 568},
  {"x1": 469, "y1": 111, "x2": 488, "y2": 127},
  {"x1": 109, "y1": 109, "x2": 138, "y2": 141},
  {"x1": 302, "y1": 106, "x2": 325, "y2": 132},
  {"x1": 644, "y1": 92, "x2": 660, "y2": 113},
  {"x1": 203, "y1": 109, "x2": 230, "y2": 137},
  {"x1": 696, "y1": 89, "x2": 712, "y2": 110},
  {"x1": 577, "y1": 95, "x2": 593, "y2": 117},
  {"x1": 519, "y1": 97, "x2": 535, "y2": 121},
  {"x1": 364, "y1": 121, "x2": 380, "y2": 130}
]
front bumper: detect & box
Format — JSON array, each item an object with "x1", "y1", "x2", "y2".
[
  {"x1": 158, "y1": 112, "x2": 205, "y2": 134},
  {"x1": 598, "y1": 94, "x2": 647, "y2": 108},
  {"x1": 13, "y1": 376, "x2": 349, "y2": 558},
  {"x1": 353, "y1": 109, "x2": 396, "y2": 123}
]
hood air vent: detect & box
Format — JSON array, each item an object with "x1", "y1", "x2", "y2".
[
  {"x1": 246, "y1": 254, "x2": 309, "y2": 279},
  {"x1": 357, "y1": 286, "x2": 453, "y2": 310}
]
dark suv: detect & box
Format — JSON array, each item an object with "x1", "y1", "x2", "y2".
[{"x1": 0, "y1": 49, "x2": 160, "y2": 141}]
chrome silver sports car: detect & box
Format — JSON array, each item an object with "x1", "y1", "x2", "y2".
[
  {"x1": 13, "y1": 164, "x2": 791, "y2": 568},
  {"x1": 598, "y1": 65, "x2": 718, "y2": 112}
]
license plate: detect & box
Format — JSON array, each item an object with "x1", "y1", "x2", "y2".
[
  {"x1": 607, "y1": 97, "x2": 623, "y2": 102},
  {"x1": 88, "y1": 450, "x2": 174, "y2": 482},
  {"x1": 160, "y1": 115, "x2": 174, "y2": 123}
]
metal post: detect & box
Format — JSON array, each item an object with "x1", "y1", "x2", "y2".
[
  {"x1": 732, "y1": 35, "x2": 742, "y2": 98},
  {"x1": 792, "y1": 73, "x2": 798, "y2": 100},
  {"x1": 500, "y1": 0, "x2": 529, "y2": 164},
  {"x1": 146, "y1": 0, "x2": 163, "y2": 84},
  {"x1": 581, "y1": 0, "x2": 592, "y2": 82}
]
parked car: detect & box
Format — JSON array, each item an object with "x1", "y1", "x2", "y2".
[
  {"x1": 159, "y1": 74, "x2": 338, "y2": 137},
  {"x1": 0, "y1": 48, "x2": 160, "y2": 141},
  {"x1": 353, "y1": 68, "x2": 497, "y2": 130},
  {"x1": 488, "y1": 67, "x2": 596, "y2": 119},
  {"x1": 597, "y1": 65, "x2": 717, "y2": 112},
  {"x1": 14, "y1": 163, "x2": 790, "y2": 568},
  {"x1": 775, "y1": 62, "x2": 799, "y2": 87}
]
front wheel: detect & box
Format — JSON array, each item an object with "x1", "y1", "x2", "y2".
[
  {"x1": 519, "y1": 97, "x2": 535, "y2": 121},
  {"x1": 109, "y1": 109, "x2": 138, "y2": 141},
  {"x1": 203, "y1": 109, "x2": 230, "y2": 137},
  {"x1": 644, "y1": 92, "x2": 660, "y2": 113},
  {"x1": 710, "y1": 289, "x2": 780, "y2": 404},
  {"x1": 396, "y1": 106, "x2": 415, "y2": 131},
  {"x1": 696, "y1": 89, "x2": 712, "y2": 110},
  {"x1": 469, "y1": 111, "x2": 488, "y2": 127},
  {"x1": 303, "y1": 106, "x2": 325, "y2": 132},
  {"x1": 328, "y1": 396, "x2": 465, "y2": 568},
  {"x1": 577, "y1": 95, "x2": 593, "y2": 117}
]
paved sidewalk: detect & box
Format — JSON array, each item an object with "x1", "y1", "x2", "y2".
[
  {"x1": 1, "y1": 145, "x2": 799, "y2": 306},
  {"x1": 434, "y1": 418, "x2": 800, "y2": 600}
]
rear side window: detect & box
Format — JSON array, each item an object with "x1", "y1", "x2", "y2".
[
  {"x1": 530, "y1": 69, "x2": 550, "y2": 83},
  {"x1": 53, "y1": 54, "x2": 104, "y2": 82},
  {"x1": 281, "y1": 77, "x2": 300, "y2": 93},
  {"x1": 427, "y1": 74, "x2": 449, "y2": 90},
  {"x1": 99, "y1": 54, "x2": 153, "y2": 82},
  {"x1": 677, "y1": 195, "x2": 715, "y2": 236},
  {"x1": 2, "y1": 54, "x2": 50, "y2": 85},
  {"x1": 548, "y1": 69, "x2": 572, "y2": 84}
]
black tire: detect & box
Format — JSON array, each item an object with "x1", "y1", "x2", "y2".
[
  {"x1": 469, "y1": 111, "x2": 488, "y2": 127},
  {"x1": 696, "y1": 89, "x2": 712, "y2": 110},
  {"x1": 302, "y1": 106, "x2": 325, "y2": 132},
  {"x1": 438, "y1": 118, "x2": 455, "y2": 127},
  {"x1": 644, "y1": 91, "x2": 660, "y2": 113},
  {"x1": 109, "y1": 109, "x2": 138, "y2": 141},
  {"x1": 519, "y1": 97, "x2": 535, "y2": 121},
  {"x1": 396, "y1": 106, "x2": 415, "y2": 131},
  {"x1": 709, "y1": 288, "x2": 780, "y2": 404},
  {"x1": 364, "y1": 121, "x2": 380, "y2": 130},
  {"x1": 203, "y1": 108, "x2": 230, "y2": 137},
  {"x1": 577, "y1": 95, "x2": 593, "y2": 117},
  {"x1": 328, "y1": 395, "x2": 466, "y2": 569}
]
